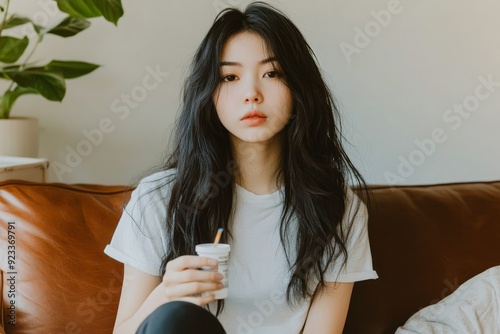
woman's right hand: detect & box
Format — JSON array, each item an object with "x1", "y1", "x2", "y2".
[{"x1": 161, "y1": 255, "x2": 224, "y2": 306}]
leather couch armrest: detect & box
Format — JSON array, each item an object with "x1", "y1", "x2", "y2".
[{"x1": 0, "y1": 181, "x2": 131, "y2": 333}]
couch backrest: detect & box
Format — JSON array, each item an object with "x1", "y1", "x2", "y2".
[
  {"x1": 0, "y1": 181, "x2": 133, "y2": 334},
  {"x1": 344, "y1": 181, "x2": 500, "y2": 333},
  {"x1": 2, "y1": 180, "x2": 500, "y2": 333}
]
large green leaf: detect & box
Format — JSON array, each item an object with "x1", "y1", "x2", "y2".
[
  {"x1": 0, "y1": 86, "x2": 38, "y2": 119},
  {"x1": 0, "y1": 36, "x2": 29, "y2": 63},
  {"x1": 55, "y1": 0, "x2": 101, "y2": 18},
  {"x1": 6, "y1": 68, "x2": 66, "y2": 101},
  {"x1": 46, "y1": 17, "x2": 91, "y2": 37},
  {"x1": 92, "y1": 0, "x2": 124, "y2": 25},
  {"x1": 45, "y1": 60, "x2": 99, "y2": 79}
]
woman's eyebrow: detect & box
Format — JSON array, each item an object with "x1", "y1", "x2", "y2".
[{"x1": 220, "y1": 57, "x2": 278, "y2": 67}]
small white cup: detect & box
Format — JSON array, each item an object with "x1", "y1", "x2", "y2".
[{"x1": 195, "y1": 243, "x2": 230, "y2": 299}]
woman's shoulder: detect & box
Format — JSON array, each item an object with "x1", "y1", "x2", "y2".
[
  {"x1": 133, "y1": 169, "x2": 177, "y2": 197},
  {"x1": 344, "y1": 185, "x2": 363, "y2": 205},
  {"x1": 343, "y1": 185, "x2": 368, "y2": 223},
  {"x1": 139, "y1": 169, "x2": 176, "y2": 184}
]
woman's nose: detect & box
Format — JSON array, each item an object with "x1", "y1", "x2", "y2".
[{"x1": 243, "y1": 81, "x2": 263, "y2": 103}]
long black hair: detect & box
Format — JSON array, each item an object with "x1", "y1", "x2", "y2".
[{"x1": 159, "y1": 1, "x2": 368, "y2": 314}]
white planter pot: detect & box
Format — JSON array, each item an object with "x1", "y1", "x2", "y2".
[{"x1": 0, "y1": 117, "x2": 39, "y2": 157}]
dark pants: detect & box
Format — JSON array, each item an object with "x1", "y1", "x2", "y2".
[{"x1": 136, "y1": 301, "x2": 226, "y2": 334}]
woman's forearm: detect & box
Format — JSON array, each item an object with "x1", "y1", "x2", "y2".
[{"x1": 113, "y1": 284, "x2": 167, "y2": 334}]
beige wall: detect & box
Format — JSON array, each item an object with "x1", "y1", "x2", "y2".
[{"x1": 11, "y1": 0, "x2": 500, "y2": 185}]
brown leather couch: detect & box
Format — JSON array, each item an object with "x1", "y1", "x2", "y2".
[{"x1": 1, "y1": 180, "x2": 500, "y2": 333}]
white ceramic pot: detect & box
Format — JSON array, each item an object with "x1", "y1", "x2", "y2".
[{"x1": 0, "y1": 117, "x2": 39, "y2": 157}]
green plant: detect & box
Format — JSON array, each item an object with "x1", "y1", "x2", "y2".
[{"x1": 0, "y1": 0, "x2": 124, "y2": 119}]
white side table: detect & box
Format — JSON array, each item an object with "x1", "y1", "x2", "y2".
[{"x1": 0, "y1": 156, "x2": 49, "y2": 182}]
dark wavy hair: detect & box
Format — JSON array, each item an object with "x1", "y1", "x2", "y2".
[{"x1": 159, "y1": 1, "x2": 367, "y2": 315}]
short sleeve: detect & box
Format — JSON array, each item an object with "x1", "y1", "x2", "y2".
[
  {"x1": 104, "y1": 171, "x2": 174, "y2": 276},
  {"x1": 324, "y1": 187, "x2": 378, "y2": 282}
]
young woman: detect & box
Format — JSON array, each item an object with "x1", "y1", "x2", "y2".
[{"x1": 105, "y1": 2, "x2": 377, "y2": 333}]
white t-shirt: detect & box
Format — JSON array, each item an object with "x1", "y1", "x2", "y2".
[{"x1": 104, "y1": 171, "x2": 378, "y2": 333}]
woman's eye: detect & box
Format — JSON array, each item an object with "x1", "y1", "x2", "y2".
[
  {"x1": 222, "y1": 75, "x2": 237, "y2": 82},
  {"x1": 265, "y1": 71, "x2": 279, "y2": 78}
]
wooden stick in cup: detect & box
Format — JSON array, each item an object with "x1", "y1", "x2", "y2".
[{"x1": 213, "y1": 227, "x2": 223, "y2": 247}]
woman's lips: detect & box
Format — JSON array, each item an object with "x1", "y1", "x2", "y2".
[{"x1": 241, "y1": 111, "x2": 267, "y2": 125}]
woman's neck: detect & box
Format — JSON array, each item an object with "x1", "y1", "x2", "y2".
[{"x1": 231, "y1": 135, "x2": 283, "y2": 195}]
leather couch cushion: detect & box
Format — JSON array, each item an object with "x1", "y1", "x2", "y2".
[{"x1": 0, "y1": 181, "x2": 132, "y2": 334}]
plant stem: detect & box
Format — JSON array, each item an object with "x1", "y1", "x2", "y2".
[
  {"x1": 0, "y1": 0, "x2": 10, "y2": 37},
  {"x1": 0, "y1": 102, "x2": 5, "y2": 119},
  {"x1": 20, "y1": 33, "x2": 42, "y2": 71},
  {"x1": 1, "y1": 21, "x2": 43, "y2": 118}
]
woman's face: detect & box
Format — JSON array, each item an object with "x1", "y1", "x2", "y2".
[{"x1": 213, "y1": 31, "x2": 293, "y2": 146}]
